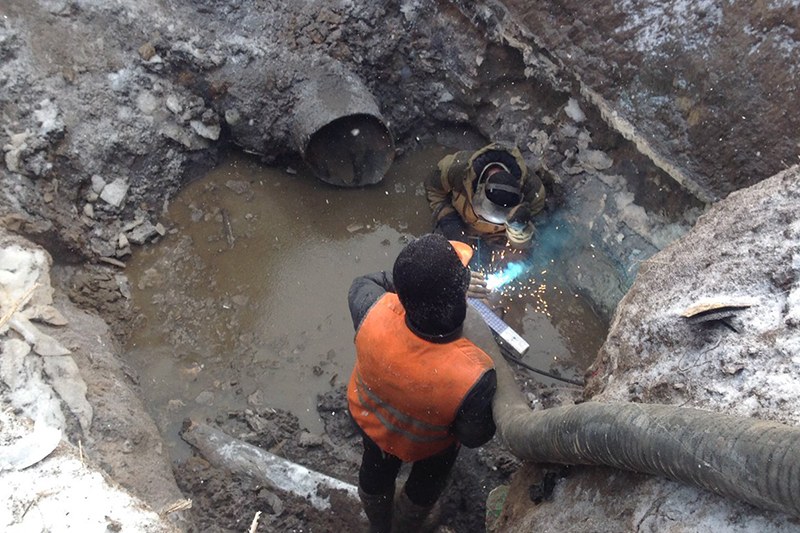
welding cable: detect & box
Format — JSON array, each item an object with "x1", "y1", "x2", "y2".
[{"x1": 497, "y1": 343, "x2": 584, "y2": 387}]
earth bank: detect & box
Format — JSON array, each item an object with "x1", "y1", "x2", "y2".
[{"x1": 1, "y1": 0, "x2": 799, "y2": 532}]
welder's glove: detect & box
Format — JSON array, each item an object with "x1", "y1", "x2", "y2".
[
  {"x1": 467, "y1": 271, "x2": 491, "y2": 300},
  {"x1": 505, "y1": 205, "x2": 535, "y2": 249}
]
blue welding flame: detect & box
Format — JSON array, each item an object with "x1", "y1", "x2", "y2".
[{"x1": 486, "y1": 261, "x2": 528, "y2": 290}]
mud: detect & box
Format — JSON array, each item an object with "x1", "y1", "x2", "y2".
[{"x1": 174, "y1": 386, "x2": 527, "y2": 533}]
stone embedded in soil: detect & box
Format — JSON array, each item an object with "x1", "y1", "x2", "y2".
[
  {"x1": 138, "y1": 42, "x2": 156, "y2": 61},
  {"x1": 190, "y1": 120, "x2": 221, "y2": 141},
  {"x1": 100, "y1": 178, "x2": 129, "y2": 207},
  {"x1": 578, "y1": 149, "x2": 613, "y2": 171},
  {"x1": 165, "y1": 94, "x2": 183, "y2": 115},
  {"x1": 127, "y1": 221, "x2": 158, "y2": 245},
  {"x1": 136, "y1": 91, "x2": 159, "y2": 115},
  {"x1": 121, "y1": 218, "x2": 144, "y2": 232},
  {"x1": 91, "y1": 175, "x2": 106, "y2": 194},
  {"x1": 298, "y1": 432, "x2": 325, "y2": 448},
  {"x1": 195, "y1": 390, "x2": 215, "y2": 406},
  {"x1": 224, "y1": 108, "x2": 240, "y2": 125}
]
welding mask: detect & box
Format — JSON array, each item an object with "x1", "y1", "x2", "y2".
[{"x1": 472, "y1": 163, "x2": 524, "y2": 224}]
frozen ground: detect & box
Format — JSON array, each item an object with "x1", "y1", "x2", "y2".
[{"x1": 500, "y1": 165, "x2": 800, "y2": 531}]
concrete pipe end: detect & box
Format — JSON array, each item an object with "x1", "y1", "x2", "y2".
[{"x1": 304, "y1": 113, "x2": 395, "y2": 187}]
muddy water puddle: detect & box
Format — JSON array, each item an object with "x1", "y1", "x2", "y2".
[{"x1": 125, "y1": 145, "x2": 607, "y2": 462}]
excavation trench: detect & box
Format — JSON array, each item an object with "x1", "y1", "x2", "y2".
[
  {"x1": 124, "y1": 144, "x2": 608, "y2": 462},
  {"x1": 3, "y1": 0, "x2": 798, "y2": 531}
]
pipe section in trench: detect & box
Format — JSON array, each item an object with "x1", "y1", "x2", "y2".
[
  {"x1": 292, "y1": 62, "x2": 395, "y2": 187},
  {"x1": 462, "y1": 308, "x2": 800, "y2": 518}
]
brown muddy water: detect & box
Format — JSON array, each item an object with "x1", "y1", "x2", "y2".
[{"x1": 125, "y1": 145, "x2": 608, "y2": 462}]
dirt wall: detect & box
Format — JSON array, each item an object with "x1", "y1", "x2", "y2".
[
  {"x1": 496, "y1": 167, "x2": 800, "y2": 531},
  {"x1": 453, "y1": 0, "x2": 800, "y2": 202}
]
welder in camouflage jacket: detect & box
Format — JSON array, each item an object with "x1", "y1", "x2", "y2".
[{"x1": 425, "y1": 143, "x2": 546, "y2": 248}]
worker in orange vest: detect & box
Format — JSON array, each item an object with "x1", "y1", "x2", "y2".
[{"x1": 347, "y1": 234, "x2": 496, "y2": 532}]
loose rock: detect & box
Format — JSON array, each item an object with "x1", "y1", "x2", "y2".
[
  {"x1": 138, "y1": 42, "x2": 156, "y2": 61},
  {"x1": 100, "y1": 178, "x2": 129, "y2": 208},
  {"x1": 190, "y1": 120, "x2": 221, "y2": 141},
  {"x1": 128, "y1": 221, "x2": 158, "y2": 244},
  {"x1": 92, "y1": 174, "x2": 106, "y2": 195}
]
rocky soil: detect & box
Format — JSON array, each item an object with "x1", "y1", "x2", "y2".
[
  {"x1": 3, "y1": 0, "x2": 797, "y2": 532},
  {"x1": 172, "y1": 387, "x2": 531, "y2": 532},
  {"x1": 456, "y1": 0, "x2": 800, "y2": 202}
]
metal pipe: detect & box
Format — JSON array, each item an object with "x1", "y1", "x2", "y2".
[
  {"x1": 291, "y1": 62, "x2": 395, "y2": 187},
  {"x1": 181, "y1": 421, "x2": 358, "y2": 510}
]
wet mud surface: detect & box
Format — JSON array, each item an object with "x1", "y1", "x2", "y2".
[{"x1": 173, "y1": 386, "x2": 528, "y2": 533}]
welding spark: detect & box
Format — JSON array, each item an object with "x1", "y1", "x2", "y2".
[{"x1": 486, "y1": 261, "x2": 528, "y2": 290}]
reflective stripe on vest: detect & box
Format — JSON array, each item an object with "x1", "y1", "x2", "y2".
[{"x1": 348, "y1": 293, "x2": 494, "y2": 462}]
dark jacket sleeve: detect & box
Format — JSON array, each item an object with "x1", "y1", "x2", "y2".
[
  {"x1": 521, "y1": 170, "x2": 546, "y2": 216},
  {"x1": 348, "y1": 271, "x2": 395, "y2": 332},
  {"x1": 452, "y1": 369, "x2": 497, "y2": 448}
]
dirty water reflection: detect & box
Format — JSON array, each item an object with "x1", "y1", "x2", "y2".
[{"x1": 125, "y1": 146, "x2": 607, "y2": 462}]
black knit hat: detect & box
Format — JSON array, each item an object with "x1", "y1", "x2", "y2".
[
  {"x1": 393, "y1": 234, "x2": 469, "y2": 336},
  {"x1": 484, "y1": 169, "x2": 522, "y2": 208}
]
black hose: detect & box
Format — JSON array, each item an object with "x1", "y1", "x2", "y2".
[
  {"x1": 490, "y1": 349, "x2": 800, "y2": 518},
  {"x1": 498, "y1": 344, "x2": 584, "y2": 387}
]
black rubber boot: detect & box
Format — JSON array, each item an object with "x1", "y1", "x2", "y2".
[
  {"x1": 358, "y1": 486, "x2": 394, "y2": 533},
  {"x1": 391, "y1": 490, "x2": 437, "y2": 533}
]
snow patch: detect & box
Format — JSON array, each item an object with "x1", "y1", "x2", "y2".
[
  {"x1": 564, "y1": 98, "x2": 586, "y2": 122},
  {"x1": 616, "y1": 0, "x2": 724, "y2": 54}
]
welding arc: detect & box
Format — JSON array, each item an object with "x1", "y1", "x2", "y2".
[{"x1": 498, "y1": 343, "x2": 584, "y2": 387}]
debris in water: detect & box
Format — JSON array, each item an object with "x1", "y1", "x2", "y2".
[
  {"x1": 221, "y1": 208, "x2": 235, "y2": 249},
  {"x1": 225, "y1": 180, "x2": 250, "y2": 195},
  {"x1": 346, "y1": 223, "x2": 364, "y2": 233}
]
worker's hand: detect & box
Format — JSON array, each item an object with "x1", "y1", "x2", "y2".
[
  {"x1": 467, "y1": 271, "x2": 491, "y2": 299},
  {"x1": 505, "y1": 221, "x2": 536, "y2": 249}
]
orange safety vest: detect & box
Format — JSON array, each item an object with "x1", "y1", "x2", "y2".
[{"x1": 348, "y1": 293, "x2": 494, "y2": 462}]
